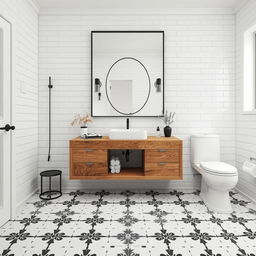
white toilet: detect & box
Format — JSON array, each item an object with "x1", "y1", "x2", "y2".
[{"x1": 191, "y1": 134, "x2": 238, "y2": 213}]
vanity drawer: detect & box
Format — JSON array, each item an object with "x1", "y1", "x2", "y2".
[
  {"x1": 145, "y1": 162, "x2": 180, "y2": 176},
  {"x1": 72, "y1": 149, "x2": 107, "y2": 162},
  {"x1": 145, "y1": 149, "x2": 179, "y2": 163},
  {"x1": 73, "y1": 162, "x2": 107, "y2": 176}
]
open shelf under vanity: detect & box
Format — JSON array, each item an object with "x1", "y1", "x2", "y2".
[
  {"x1": 69, "y1": 136, "x2": 183, "y2": 180},
  {"x1": 108, "y1": 167, "x2": 145, "y2": 178}
]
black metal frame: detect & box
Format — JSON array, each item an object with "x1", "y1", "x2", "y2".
[
  {"x1": 105, "y1": 57, "x2": 151, "y2": 116},
  {"x1": 40, "y1": 170, "x2": 62, "y2": 200},
  {"x1": 91, "y1": 30, "x2": 165, "y2": 117}
]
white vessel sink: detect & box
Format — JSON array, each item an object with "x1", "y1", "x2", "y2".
[{"x1": 109, "y1": 129, "x2": 147, "y2": 140}]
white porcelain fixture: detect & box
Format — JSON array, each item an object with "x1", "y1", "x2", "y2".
[
  {"x1": 191, "y1": 134, "x2": 238, "y2": 213},
  {"x1": 109, "y1": 129, "x2": 147, "y2": 140}
]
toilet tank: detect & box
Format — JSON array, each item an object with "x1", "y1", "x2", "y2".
[{"x1": 191, "y1": 134, "x2": 220, "y2": 164}]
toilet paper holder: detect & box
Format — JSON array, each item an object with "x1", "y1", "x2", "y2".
[
  {"x1": 243, "y1": 159, "x2": 256, "y2": 178},
  {"x1": 250, "y1": 157, "x2": 256, "y2": 162}
]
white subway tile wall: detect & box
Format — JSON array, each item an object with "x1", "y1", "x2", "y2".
[
  {"x1": 236, "y1": 0, "x2": 256, "y2": 202},
  {"x1": 38, "y1": 13, "x2": 236, "y2": 190},
  {"x1": 0, "y1": 0, "x2": 39, "y2": 207}
]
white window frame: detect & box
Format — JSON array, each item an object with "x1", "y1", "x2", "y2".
[{"x1": 243, "y1": 26, "x2": 256, "y2": 114}]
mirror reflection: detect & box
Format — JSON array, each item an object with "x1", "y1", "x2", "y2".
[{"x1": 106, "y1": 57, "x2": 150, "y2": 115}]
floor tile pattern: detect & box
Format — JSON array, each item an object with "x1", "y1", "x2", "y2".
[{"x1": 0, "y1": 190, "x2": 256, "y2": 256}]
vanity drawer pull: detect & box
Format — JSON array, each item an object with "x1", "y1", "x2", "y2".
[
  {"x1": 84, "y1": 149, "x2": 93, "y2": 152},
  {"x1": 85, "y1": 162, "x2": 93, "y2": 166},
  {"x1": 158, "y1": 162, "x2": 166, "y2": 166},
  {"x1": 159, "y1": 149, "x2": 167, "y2": 152}
]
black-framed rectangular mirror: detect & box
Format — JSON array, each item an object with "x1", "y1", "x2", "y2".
[{"x1": 91, "y1": 31, "x2": 164, "y2": 117}]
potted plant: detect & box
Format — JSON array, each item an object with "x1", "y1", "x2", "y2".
[
  {"x1": 161, "y1": 111, "x2": 176, "y2": 137},
  {"x1": 71, "y1": 113, "x2": 93, "y2": 137}
]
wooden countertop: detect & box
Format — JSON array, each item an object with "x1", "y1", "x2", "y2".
[{"x1": 70, "y1": 136, "x2": 182, "y2": 149}]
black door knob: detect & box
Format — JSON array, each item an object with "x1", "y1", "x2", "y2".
[{"x1": 0, "y1": 124, "x2": 15, "y2": 132}]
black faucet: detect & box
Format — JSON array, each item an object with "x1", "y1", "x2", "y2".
[{"x1": 126, "y1": 118, "x2": 129, "y2": 130}]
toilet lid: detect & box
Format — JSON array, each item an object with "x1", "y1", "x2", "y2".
[{"x1": 200, "y1": 161, "x2": 237, "y2": 175}]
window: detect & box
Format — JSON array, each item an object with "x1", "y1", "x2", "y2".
[{"x1": 243, "y1": 25, "x2": 256, "y2": 113}]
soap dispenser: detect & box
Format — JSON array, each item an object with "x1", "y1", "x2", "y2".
[{"x1": 156, "y1": 126, "x2": 161, "y2": 137}]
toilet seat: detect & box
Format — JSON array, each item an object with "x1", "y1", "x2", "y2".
[{"x1": 200, "y1": 161, "x2": 237, "y2": 176}]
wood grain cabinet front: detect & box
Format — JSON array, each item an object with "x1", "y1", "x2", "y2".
[
  {"x1": 70, "y1": 136, "x2": 183, "y2": 180},
  {"x1": 70, "y1": 148, "x2": 108, "y2": 178},
  {"x1": 144, "y1": 149, "x2": 181, "y2": 177},
  {"x1": 145, "y1": 149, "x2": 179, "y2": 163},
  {"x1": 144, "y1": 162, "x2": 180, "y2": 177},
  {"x1": 73, "y1": 162, "x2": 107, "y2": 176},
  {"x1": 72, "y1": 149, "x2": 107, "y2": 162}
]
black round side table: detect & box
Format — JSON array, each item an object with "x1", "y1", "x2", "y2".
[{"x1": 40, "y1": 170, "x2": 62, "y2": 200}]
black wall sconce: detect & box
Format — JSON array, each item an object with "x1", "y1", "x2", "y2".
[
  {"x1": 95, "y1": 78, "x2": 102, "y2": 92},
  {"x1": 95, "y1": 78, "x2": 102, "y2": 100},
  {"x1": 154, "y1": 78, "x2": 161, "y2": 92}
]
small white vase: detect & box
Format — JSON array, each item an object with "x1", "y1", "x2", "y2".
[{"x1": 80, "y1": 126, "x2": 88, "y2": 137}]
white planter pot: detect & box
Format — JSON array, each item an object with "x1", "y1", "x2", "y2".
[{"x1": 80, "y1": 126, "x2": 88, "y2": 137}]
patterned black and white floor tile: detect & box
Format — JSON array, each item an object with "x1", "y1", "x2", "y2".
[{"x1": 0, "y1": 190, "x2": 256, "y2": 256}]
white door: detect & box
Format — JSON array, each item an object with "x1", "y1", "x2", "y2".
[{"x1": 0, "y1": 16, "x2": 12, "y2": 227}]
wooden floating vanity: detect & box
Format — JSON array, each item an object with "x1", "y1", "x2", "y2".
[{"x1": 69, "y1": 136, "x2": 183, "y2": 180}]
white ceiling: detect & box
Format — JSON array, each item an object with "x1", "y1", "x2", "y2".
[{"x1": 37, "y1": 0, "x2": 247, "y2": 10}]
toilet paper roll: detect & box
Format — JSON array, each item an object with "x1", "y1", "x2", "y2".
[
  {"x1": 110, "y1": 165, "x2": 116, "y2": 172},
  {"x1": 110, "y1": 164, "x2": 120, "y2": 168},
  {"x1": 110, "y1": 165, "x2": 121, "y2": 173},
  {"x1": 110, "y1": 159, "x2": 116, "y2": 166},
  {"x1": 110, "y1": 158, "x2": 120, "y2": 166},
  {"x1": 114, "y1": 165, "x2": 120, "y2": 170},
  {"x1": 242, "y1": 161, "x2": 256, "y2": 178}
]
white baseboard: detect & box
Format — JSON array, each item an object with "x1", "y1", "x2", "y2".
[
  {"x1": 14, "y1": 188, "x2": 39, "y2": 219},
  {"x1": 235, "y1": 187, "x2": 256, "y2": 204}
]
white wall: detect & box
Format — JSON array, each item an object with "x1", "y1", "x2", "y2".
[
  {"x1": 236, "y1": 0, "x2": 256, "y2": 201},
  {"x1": 38, "y1": 11, "x2": 235, "y2": 190},
  {"x1": 0, "y1": 0, "x2": 39, "y2": 209}
]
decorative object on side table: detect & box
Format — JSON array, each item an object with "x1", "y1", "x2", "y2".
[
  {"x1": 161, "y1": 110, "x2": 176, "y2": 137},
  {"x1": 84, "y1": 132, "x2": 102, "y2": 139},
  {"x1": 71, "y1": 113, "x2": 93, "y2": 137}
]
